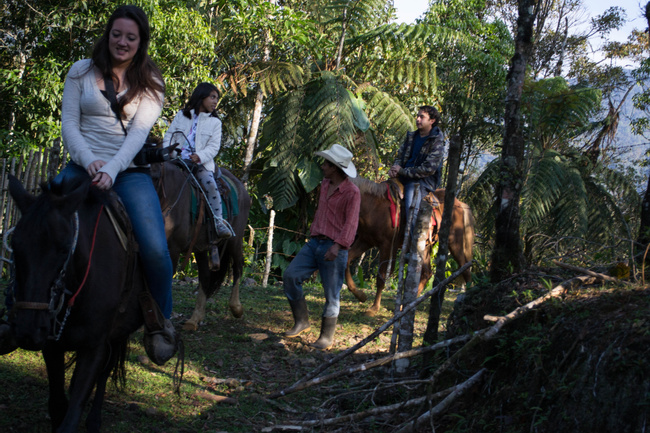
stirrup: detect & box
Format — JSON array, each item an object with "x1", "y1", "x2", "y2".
[{"x1": 143, "y1": 318, "x2": 178, "y2": 365}]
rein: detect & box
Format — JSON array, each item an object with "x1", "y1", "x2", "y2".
[
  {"x1": 12, "y1": 205, "x2": 105, "y2": 341},
  {"x1": 159, "y1": 161, "x2": 193, "y2": 217}
]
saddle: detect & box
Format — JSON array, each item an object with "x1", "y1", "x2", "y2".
[
  {"x1": 83, "y1": 185, "x2": 165, "y2": 332},
  {"x1": 170, "y1": 160, "x2": 238, "y2": 223},
  {"x1": 386, "y1": 179, "x2": 441, "y2": 242}
]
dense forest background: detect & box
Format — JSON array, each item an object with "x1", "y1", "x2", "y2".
[
  {"x1": 3, "y1": 0, "x2": 650, "y2": 280},
  {"x1": 3, "y1": 1, "x2": 650, "y2": 431}
]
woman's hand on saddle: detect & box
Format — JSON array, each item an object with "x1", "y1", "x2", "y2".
[
  {"x1": 87, "y1": 160, "x2": 107, "y2": 177},
  {"x1": 324, "y1": 242, "x2": 341, "y2": 261},
  {"x1": 92, "y1": 171, "x2": 113, "y2": 190},
  {"x1": 189, "y1": 154, "x2": 201, "y2": 163}
]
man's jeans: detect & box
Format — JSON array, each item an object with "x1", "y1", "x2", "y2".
[
  {"x1": 402, "y1": 180, "x2": 423, "y2": 235},
  {"x1": 55, "y1": 163, "x2": 174, "y2": 318},
  {"x1": 283, "y1": 237, "x2": 348, "y2": 318}
]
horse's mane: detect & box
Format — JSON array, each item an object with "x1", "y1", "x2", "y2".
[{"x1": 350, "y1": 176, "x2": 402, "y2": 200}]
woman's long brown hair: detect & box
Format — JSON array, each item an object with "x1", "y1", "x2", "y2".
[{"x1": 91, "y1": 5, "x2": 164, "y2": 116}]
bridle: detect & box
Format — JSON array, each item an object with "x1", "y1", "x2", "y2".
[{"x1": 11, "y1": 206, "x2": 104, "y2": 341}]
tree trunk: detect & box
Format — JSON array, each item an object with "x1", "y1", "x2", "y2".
[
  {"x1": 490, "y1": 0, "x2": 537, "y2": 282},
  {"x1": 262, "y1": 209, "x2": 276, "y2": 287},
  {"x1": 242, "y1": 1, "x2": 275, "y2": 184},
  {"x1": 394, "y1": 195, "x2": 432, "y2": 373},
  {"x1": 335, "y1": 7, "x2": 348, "y2": 69},
  {"x1": 242, "y1": 88, "x2": 265, "y2": 184},
  {"x1": 636, "y1": 2, "x2": 650, "y2": 261},
  {"x1": 423, "y1": 134, "x2": 463, "y2": 350},
  {"x1": 389, "y1": 184, "x2": 419, "y2": 354}
]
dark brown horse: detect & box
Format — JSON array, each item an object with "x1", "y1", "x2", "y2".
[
  {"x1": 345, "y1": 176, "x2": 475, "y2": 316},
  {"x1": 151, "y1": 161, "x2": 251, "y2": 331},
  {"x1": 7, "y1": 175, "x2": 146, "y2": 432}
]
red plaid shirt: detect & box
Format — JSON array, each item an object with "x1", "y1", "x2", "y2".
[{"x1": 310, "y1": 178, "x2": 360, "y2": 249}]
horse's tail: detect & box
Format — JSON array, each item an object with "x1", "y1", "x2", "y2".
[
  {"x1": 462, "y1": 204, "x2": 476, "y2": 262},
  {"x1": 110, "y1": 339, "x2": 129, "y2": 389}
]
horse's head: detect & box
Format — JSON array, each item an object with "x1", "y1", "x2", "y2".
[{"x1": 8, "y1": 175, "x2": 89, "y2": 350}]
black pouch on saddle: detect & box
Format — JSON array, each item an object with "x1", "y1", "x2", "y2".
[
  {"x1": 132, "y1": 137, "x2": 174, "y2": 166},
  {"x1": 104, "y1": 75, "x2": 174, "y2": 166}
]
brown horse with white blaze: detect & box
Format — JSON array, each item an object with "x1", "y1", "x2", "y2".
[{"x1": 345, "y1": 176, "x2": 475, "y2": 316}]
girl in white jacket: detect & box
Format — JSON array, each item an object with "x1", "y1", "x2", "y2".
[{"x1": 162, "y1": 82, "x2": 232, "y2": 239}]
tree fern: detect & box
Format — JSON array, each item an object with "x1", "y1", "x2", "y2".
[{"x1": 467, "y1": 76, "x2": 637, "y2": 264}]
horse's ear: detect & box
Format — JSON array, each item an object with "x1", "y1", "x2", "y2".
[
  {"x1": 51, "y1": 178, "x2": 90, "y2": 215},
  {"x1": 8, "y1": 175, "x2": 36, "y2": 213}
]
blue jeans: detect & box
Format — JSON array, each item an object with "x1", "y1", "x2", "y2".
[
  {"x1": 55, "y1": 163, "x2": 174, "y2": 318},
  {"x1": 283, "y1": 238, "x2": 348, "y2": 318}
]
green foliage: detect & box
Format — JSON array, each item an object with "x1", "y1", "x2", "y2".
[
  {"x1": 466, "y1": 76, "x2": 640, "y2": 265},
  {"x1": 254, "y1": 71, "x2": 396, "y2": 211}
]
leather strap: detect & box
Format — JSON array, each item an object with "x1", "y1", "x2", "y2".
[{"x1": 104, "y1": 75, "x2": 128, "y2": 136}]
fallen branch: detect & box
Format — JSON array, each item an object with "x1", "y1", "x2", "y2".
[
  {"x1": 394, "y1": 368, "x2": 486, "y2": 433},
  {"x1": 553, "y1": 260, "x2": 631, "y2": 285},
  {"x1": 293, "y1": 383, "x2": 458, "y2": 427},
  {"x1": 282, "y1": 334, "x2": 472, "y2": 396},
  {"x1": 269, "y1": 261, "x2": 472, "y2": 399},
  {"x1": 482, "y1": 275, "x2": 597, "y2": 339},
  {"x1": 432, "y1": 275, "x2": 597, "y2": 385}
]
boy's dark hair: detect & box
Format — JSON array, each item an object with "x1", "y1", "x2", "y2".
[{"x1": 419, "y1": 105, "x2": 440, "y2": 125}]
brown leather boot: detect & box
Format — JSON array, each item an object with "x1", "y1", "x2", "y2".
[{"x1": 143, "y1": 318, "x2": 178, "y2": 365}]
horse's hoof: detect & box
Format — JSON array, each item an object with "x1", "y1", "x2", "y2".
[
  {"x1": 182, "y1": 321, "x2": 199, "y2": 332},
  {"x1": 355, "y1": 292, "x2": 367, "y2": 303},
  {"x1": 364, "y1": 308, "x2": 379, "y2": 317},
  {"x1": 230, "y1": 305, "x2": 243, "y2": 319}
]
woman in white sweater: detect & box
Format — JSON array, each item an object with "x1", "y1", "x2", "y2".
[
  {"x1": 162, "y1": 82, "x2": 233, "y2": 241},
  {"x1": 55, "y1": 5, "x2": 176, "y2": 365}
]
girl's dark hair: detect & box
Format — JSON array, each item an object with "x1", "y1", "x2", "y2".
[
  {"x1": 91, "y1": 5, "x2": 164, "y2": 114},
  {"x1": 182, "y1": 82, "x2": 220, "y2": 119}
]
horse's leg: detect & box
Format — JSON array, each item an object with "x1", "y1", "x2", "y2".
[
  {"x1": 448, "y1": 211, "x2": 471, "y2": 287},
  {"x1": 227, "y1": 238, "x2": 244, "y2": 319},
  {"x1": 418, "y1": 244, "x2": 432, "y2": 296},
  {"x1": 345, "y1": 241, "x2": 369, "y2": 303},
  {"x1": 461, "y1": 206, "x2": 475, "y2": 285},
  {"x1": 365, "y1": 246, "x2": 397, "y2": 317},
  {"x1": 183, "y1": 251, "x2": 211, "y2": 331},
  {"x1": 55, "y1": 345, "x2": 108, "y2": 432},
  {"x1": 84, "y1": 342, "x2": 120, "y2": 433},
  {"x1": 43, "y1": 345, "x2": 68, "y2": 431}
]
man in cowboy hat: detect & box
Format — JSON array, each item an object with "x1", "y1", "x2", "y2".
[{"x1": 282, "y1": 143, "x2": 361, "y2": 350}]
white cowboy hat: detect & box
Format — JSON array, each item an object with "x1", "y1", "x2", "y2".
[{"x1": 315, "y1": 143, "x2": 357, "y2": 178}]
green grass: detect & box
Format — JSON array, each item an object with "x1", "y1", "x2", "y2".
[{"x1": 0, "y1": 275, "x2": 459, "y2": 432}]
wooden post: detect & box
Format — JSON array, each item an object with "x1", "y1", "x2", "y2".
[{"x1": 262, "y1": 209, "x2": 276, "y2": 287}]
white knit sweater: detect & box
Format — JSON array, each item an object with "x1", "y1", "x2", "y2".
[{"x1": 61, "y1": 59, "x2": 164, "y2": 181}]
